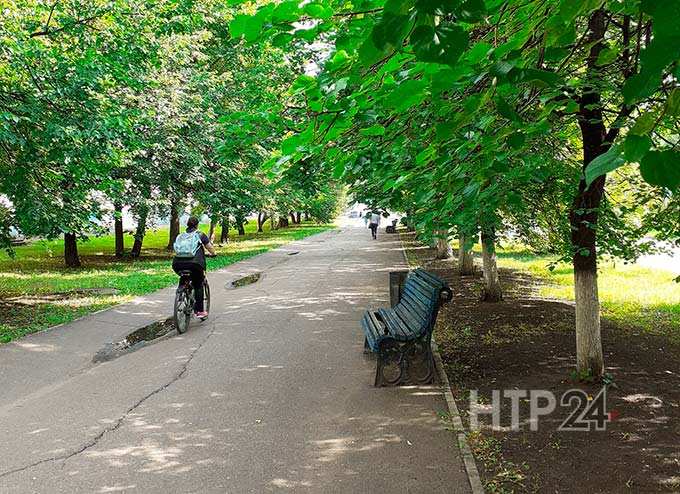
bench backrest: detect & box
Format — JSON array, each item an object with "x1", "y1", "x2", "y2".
[{"x1": 394, "y1": 269, "x2": 452, "y2": 337}]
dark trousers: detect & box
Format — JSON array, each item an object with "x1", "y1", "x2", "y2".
[
  {"x1": 369, "y1": 223, "x2": 378, "y2": 239},
  {"x1": 173, "y1": 260, "x2": 205, "y2": 312}
]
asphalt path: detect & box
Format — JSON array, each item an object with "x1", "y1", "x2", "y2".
[{"x1": 0, "y1": 220, "x2": 470, "y2": 493}]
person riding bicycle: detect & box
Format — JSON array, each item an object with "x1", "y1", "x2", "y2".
[{"x1": 172, "y1": 216, "x2": 216, "y2": 318}]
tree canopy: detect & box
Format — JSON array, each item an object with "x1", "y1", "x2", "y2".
[{"x1": 1, "y1": 0, "x2": 678, "y2": 377}]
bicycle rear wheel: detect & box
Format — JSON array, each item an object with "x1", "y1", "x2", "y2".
[
  {"x1": 202, "y1": 279, "x2": 210, "y2": 317},
  {"x1": 174, "y1": 287, "x2": 192, "y2": 334}
]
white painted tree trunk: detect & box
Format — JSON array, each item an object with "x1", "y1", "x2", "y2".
[
  {"x1": 458, "y1": 234, "x2": 474, "y2": 275},
  {"x1": 435, "y1": 230, "x2": 452, "y2": 259},
  {"x1": 480, "y1": 229, "x2": 502, "y2": 302},
  {"x1": 574, "y1": 268, "x2": 604, "y2": 376}
]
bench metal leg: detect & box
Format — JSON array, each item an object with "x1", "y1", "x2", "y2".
[
  {"x1": 404, "y1": 338, "x2": 434, "y2": 384},
  {"x1": 375, "y1": 339, "x2": 405, "y2": 387},
  {"x1": 364, "y1": 336, "x2": 371, "y2": 354}
]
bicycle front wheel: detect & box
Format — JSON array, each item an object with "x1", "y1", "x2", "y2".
[{"x1": 174, "y1": 287, "x2": 191, "y2": 334}]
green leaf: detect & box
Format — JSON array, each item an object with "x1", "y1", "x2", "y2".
[
  {"x1": 385, "y1": 80, "x2": 428, "y2": 112},
  {"x1": 359, "y1": 124, "x2": 386, "y2": 136},
  {"x1": 629, "y1": 112, "x2": 657, "y2": 135},
  {"x1": 372, "y1": 14, "x2": 411, "y2": 51},
  {"x1": 325, "y1": 50, "x2": 351, "y2": 72},
  {"x1": 415, "y1": 0, "x2": 460, "y2": 15},
  {"x1": 507, "y1": 67, "x2": 561, "y2": 88},
  {"x1": 411, "y1": 24, "x2": 469, "y2": 66},
  {"x1": 639, "y1": 150, "x2": 680, "y2": 189},
  {"x1": 387, "y1": 0, "x2": 417, "y2": 14},
  {"x1": 272, "y1": 33, "x2": 294, "y2": 47},
  {"x1": 458, "y1": 0, "x2": 486, "y2": 22},
  {"x1": 664, "y1": 88, "x2": 680, "y2": 116},
  {"x1": 229, "y1": 14, "x2": 263, "y2": 42},
  {"x1": 303, "y1": 2, "x2": 333, "y2": 19},
  {"x1": 596, "y1": 46, "x2": 618, "y2": 66},
  {"x1": 507, "y1": 132, "x2": 525, "y2": 149},
  {"x1": 585, "y1": 145, "x2": 625, "y2": 186},
  {"x1": 495, "y1": 96, "x2": 521, "y2": 122},
  {"x1": 623, "y1": 135, "x2": 652, "y2": 162},
  {"x1": 333, "y1": 160, "x2": 345, "y2": 178},
  {"x1": 465, "y1": 42, "x2": 493, "y2": 64}
]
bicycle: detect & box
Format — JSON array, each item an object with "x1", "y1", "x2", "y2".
[{"x1": 173, "y1": 270, "x2": 211, "y2": 334}]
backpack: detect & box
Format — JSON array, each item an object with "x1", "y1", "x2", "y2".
[{"x1": 173, "y1": 231, "x2": 202, "y2": 258}]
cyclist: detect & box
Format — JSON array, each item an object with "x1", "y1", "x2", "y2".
[{"x1": 172, "y1": 216, "x2": 216, "y2": 318}]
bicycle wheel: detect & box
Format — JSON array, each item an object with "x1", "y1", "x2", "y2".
[
  {"x1": 202, "y1": 279, "x2": 210, "y2": 318},
  {"x1": 174, "y1": 287, "x2": 192, "y2": 334}
]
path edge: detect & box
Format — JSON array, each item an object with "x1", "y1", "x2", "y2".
[
  {"x1": 397, "y1": 232, "x2": 485, "y2": 494},
  {"x1": 6, "y1": 227, "x2": 337, "y2": 344}
]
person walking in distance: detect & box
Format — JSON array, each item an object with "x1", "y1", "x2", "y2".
[{"x1": 368, "y1": 211, "x2": 380, "y2": 240}]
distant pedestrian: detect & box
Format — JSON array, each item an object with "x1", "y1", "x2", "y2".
[{"x1": 368, "y1": 211, "x2": 380, "y2": 239}]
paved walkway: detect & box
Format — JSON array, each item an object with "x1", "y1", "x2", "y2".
[{"x1": 0, "y1": 221, "x2": 471, "y2": 493}]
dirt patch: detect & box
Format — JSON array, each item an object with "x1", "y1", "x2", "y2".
[{"x1": 401, "y1": 232, "x2": 680, "y2": 493}]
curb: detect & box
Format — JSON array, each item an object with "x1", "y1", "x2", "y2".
[
  {"x1": 431, "y1": 340, "x2": 485, "y2": 494},
  {"x1": 397, "y1": 232, "x2": 485, "y2": 494}
]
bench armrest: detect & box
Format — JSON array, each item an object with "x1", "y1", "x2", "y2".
[{"x1": 439, "y1": 286, "x2": 453, "y2": 304}]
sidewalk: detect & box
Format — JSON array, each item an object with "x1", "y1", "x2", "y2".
[{"x1": 0, "y1": 220, "x2": 471, "y2": 493}]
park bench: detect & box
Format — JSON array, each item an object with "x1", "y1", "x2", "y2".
[{"x1": 361, "y1": 268, "x2": 452, "y2": 386}]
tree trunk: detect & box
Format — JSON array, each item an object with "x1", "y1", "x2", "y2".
[
  {"x1": 304, "y1": 211, "x2": 309, "y2": 221},
  {"x1": 574, "y1": 268, "x2": 603, "y2": 377},
  {"x1": 289, "y1": 212, "x2": 296, "y2": 224},
  {"x1": 64, "y1": 232, "x2": 81, "y2": 267},
  {"x1": 568, "y1": 9, "x2": 608, "y2": 379},
  {"x1": 114, "y1": 201, "x2": 124, "y2": 258},
  {"x1": 458, "y1": 233, "x2": 474, "y2": 275},
  {"x1": 279, "y1": 216, "x2": 289, "y2": 228},
  {"x1": 257, "y1": 212, "x2": 268, "y2": 233},
  {"x1": 296, "y1": 212, "x2": 302, "y2": 224},
  {"x1": 220, "y1": 217, "x2": 229, "y2": 244},
  {"x1": 434, "y1": 230, "x2": 452, "y2": 259},
  {"x1": 270, "y1": 213, "x2": 277, "y2": 230},
  {"x1": 166, "y1": 201, "x2": 180, "y2": 250},
  {"x1": 208, "y1": 217, "x2": 217, "y2": 242},
  {"x1": 131, "y1": 206, "x2": 148, "y2": 258},
  {"x1": 235, "y1": 216, "x2": 246, "y2": 236},
  {"x1": 480, "y1": 228, "x2": 502, "y2": 302}
]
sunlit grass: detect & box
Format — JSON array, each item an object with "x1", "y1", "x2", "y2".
[
  {"x1": 465, "y1": 241, "x2": 680, "y2": 339},
  {"x1": 0, "y1": 221, "x2": 333, "y2": 343}
]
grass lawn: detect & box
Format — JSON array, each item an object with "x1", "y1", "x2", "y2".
[
  {"x1": 0, "y1": 220, "x2": 333, "y2": 343},
  {"x1": 456, "y1": 241, "x2": 680, "y2": 339}
]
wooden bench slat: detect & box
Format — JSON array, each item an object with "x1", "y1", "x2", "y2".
[
  {"x1": 404, "y1": 282, "x2": 435, "y2": 305},
  {"x1": 395, "y1": 304, "x2": 427, "y2": 331},
  {"x1": 409, "y1": 275, "x2": 439, "y2": 297},
  {"x1": 379, "y1": 308, "x2": 413, "y2": 340},
  {"x1": 400, "y1": 294, "x2": 431, "y2": 323},
  {"x1": 414, "y1": 268, "x2": 445, "y2": 286},
  {"x1": 396, "y1": 295, "x2": 429, "y2": 324},
  {"x1": 399, "y1": 294, "x2": 430, "y2": 323}
]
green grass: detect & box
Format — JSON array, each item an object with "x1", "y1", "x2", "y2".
[
  {"x1": 471, "y1": 242, "x2": 680, "y2": 338},
  {"x1": 0, "y1": 220, "x2": 334, "y2": 343}
]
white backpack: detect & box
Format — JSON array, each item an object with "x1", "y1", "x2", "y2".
[{"x1": 173, "y1": 231, "x2": 201, "y2": 258}]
